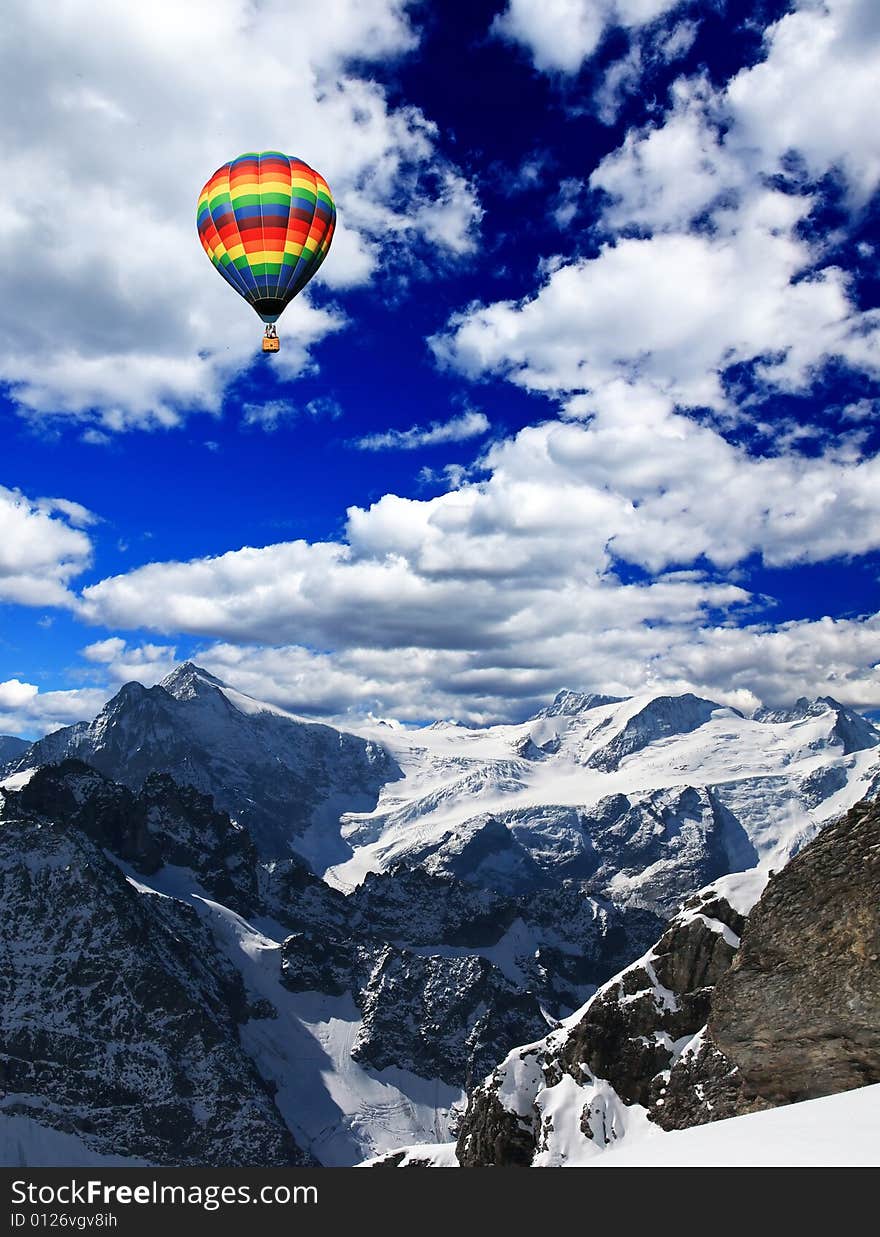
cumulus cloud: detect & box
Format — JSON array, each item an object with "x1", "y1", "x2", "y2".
[
  {"x1": 0, "y1": 681, "x2": 109, "y2": 739},
  {"x1": 727, "y1": 0, "x2": 880, "y2": 205},
  {"x1": 492, "y1": 0, "x2": 699, "y2": 124},
  {"x1": 438, "y1": 1, "x2": 880, "y2": 411},
  {"x1": 434, "y1": 192, "x2": 878, "y2": 409},
  {"x1": 0, "y1": 0, "x2": 480, "y2": 431},
  {"x1": 70, "y1": 380, "x2": 880, "y2": 716},
  {"x1": 186, "y1": 609, "x2": 880, "y2": 724},
  {"x1": 0, "y1": 485, "x2": 95, "y2": 607},
  {"x1": 492, "y1": 0, "x2": 684, "y2": 74},
  {"x1": 80, "y1": 638, "x2": 178, "y2": 686},
  {"x1": 352, "y1": 410, "x2": 490, "y2": 450},
  {"x1": 9, "y1": 0, "x2": 880, "y2": 727}
]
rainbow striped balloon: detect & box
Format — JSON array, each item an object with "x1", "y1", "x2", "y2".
[{"x1": 197, "y1": 151, "x2": 336, "y2": 323}]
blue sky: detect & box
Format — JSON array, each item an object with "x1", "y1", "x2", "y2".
[{"x1": 1, "y1": 0, "x2": 879, "y2": 735}]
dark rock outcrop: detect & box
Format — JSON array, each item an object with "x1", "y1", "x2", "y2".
[
  {"x1": 457, "y1": 795, "x2": 880, "y2": 1165},
  {"x1": 351, "y1": 948, "x2": 550, "y2": 1090},
  {"x1": 0, "y1": 788, "x2": 308, "y2": 1166},
  {"x1": 456, "y1": 884, "x2": 742, "y2": 1165},
  {"x1": 561, "y1": 895, "x2": 741, "y2": 1107},
  {"x1": 15, "y1": 761, "x2": 260, "y2": 915},
  {"x1": 5, "y1": 760, "x2": 663, "y2": 1128},
  {"x1": 709, "y1": 796, "x2": 880, "y2": 1105}
]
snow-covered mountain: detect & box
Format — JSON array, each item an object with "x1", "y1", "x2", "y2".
[
  {"x1": 2, "y1": 666, "x2": 879, "y2": 1167},
  {"x1": 3, "y1": 663, "x2": 397, "y2": 859},
  {"x1": 6, "y1": 670, "x2": 876, "y2": 908},
  {"x1": 331, "y1": 687, "x2": 880, "y2": 914},
  {"x1": 0, "y1": 759, "x2": 657, "y2": 1166}
]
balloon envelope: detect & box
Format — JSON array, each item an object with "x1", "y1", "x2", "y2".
[{"x1": 197, "y1": 152, "x2": 336, "y2": 322}]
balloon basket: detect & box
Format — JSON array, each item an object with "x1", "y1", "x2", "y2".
[{"x1": 262, "y1": 336, "x2": 280, "y2": 353}]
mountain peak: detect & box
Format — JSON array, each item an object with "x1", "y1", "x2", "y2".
[
  {"x1": 533, "y1": 688, "x2": 627, "y2": 719},
  {"x1": 159, "y1": 662, "x2": 226, "y2": 700}
]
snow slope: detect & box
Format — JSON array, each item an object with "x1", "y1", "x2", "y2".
[
  {"x1": 198, "y1": 897, "x2": 463, "y2": 1166},
  {"x1": 585, "y1": 1082, "x2": 880, "y2": 1168},
  {"x1": 115, "y1": 862, "x2": 464, "y2": 1167},
  {"x1": 0, "y1": 1114, "x2": 149, "y2": 1168},
  {"x1": 369, "y1": 1084, "x2": 880, "y2": 1168},
  {"x1": 328, "y1": 692, "x2": 878, "y2": 903}
]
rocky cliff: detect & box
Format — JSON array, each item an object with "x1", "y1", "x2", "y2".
[
  {"x1": 658, "y1": 794, "x2": 880, "y2": 1127},
  {"x1": 0, "y1": 768, "x2": 308, "y2": 1166},
  {"x1": 454, "y1": 796, "x2": 880, "y2": 1165}
]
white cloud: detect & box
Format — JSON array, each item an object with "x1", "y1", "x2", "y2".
[
  {"x1": 36, "y1": 497, "x2": 98, "y2": 529},
  {"x1": 8, "y1": 0, "x2": 880, "y2": 727},
  {"x1": 434, "y1": 191, "x2": 877, "y2": 409},
  {"x1": 590, "y1": 76, "x2": 744, "y2": 232},
  {"x1": 492, "y1": 0, "x2": 683, "y2": 74},
  {"x1": 81, "y1": 637, "x2": 128, "y2": 664},
  {"x1": 0, "y1": 485, "x2": 94, "y2": 607},
  {"x1": 79, "y1": 639, "x2": 178, "y2": 687},
  {"x1": 0, "y1": 680, "x2": 39, "y2": 710},
  {"x1": 186, "y1": 609, "x2": 880, "y2": 723},
  {"x1": 438, "y1": 1, "x2": 880, "y2": 411},
  {"x1": 0, "y1": 682, "x2": 109, "y2": 739},
  {"x1": 727, "y1": 0, "x2": 880, "y2": 205},
  {"x1": 0, "y1": 0, "x2": 480, "y2": 430},
  {"x1": 353, "y1": 410, "x2": 490, "y2": 450},
  {"x1": 241, "y1": 396, "x2": 343, "y2": 432},
  {"x1": 72, "y1": 382, "x2": 880, "y2": 716}
]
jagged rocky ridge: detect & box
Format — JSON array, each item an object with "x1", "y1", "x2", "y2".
[
  {"x1": 0, "y1": 760, "x2": 659, "y2": 1162},
  {"x1": 448, "y1": 796, "x2": 880, "y2": 1166}
]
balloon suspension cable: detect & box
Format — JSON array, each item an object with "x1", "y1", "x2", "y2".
[{"x1": 264, "y1": 323, "x2": 278, "y2": 338}]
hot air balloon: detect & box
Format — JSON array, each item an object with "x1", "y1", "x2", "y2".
[{"x1": 196, "y1": 151, "x2": 336, "y2": 352}]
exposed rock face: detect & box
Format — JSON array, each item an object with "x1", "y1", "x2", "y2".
[
  {"x1": 0, "y1": 735, "x2": 29, "y2": 764},
  {"x1": 277, "y1": 865, "x2": 663, "y2": 1089},
  {"x1": 16, "y1": 761, "x2": 260, "y2": 915},
  {"x1": 280, "y1": 931, "x2": 353, "y2": 996},
  {"x1": 561, "y1": 893, "x2": 743, "y2": 1107},
  {"x1": 453, "y1": 1083, "x2": 537, "y2": 1168},
  {"x1": 2, "y1": 759, "x2": 663, "y2": 1164},
  {"x1": 396, "y1": 786, "x2": 757, "y2": 915},
  {"x1": 349, "y1": 866, "x2": 518, "y2": 947},
  {"x1": 351, "y1": 948, "x2": 551, "y2": 1089},
  {"x1": 709, "y1": 796, "x2": 880, "y2": 1105},
  {"x1": 649, "y1": 1035, "x2": 745, "y2": 1129},
  {"x1": 0, "y1": 781, "x2": 308, "y2": 1166}
]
